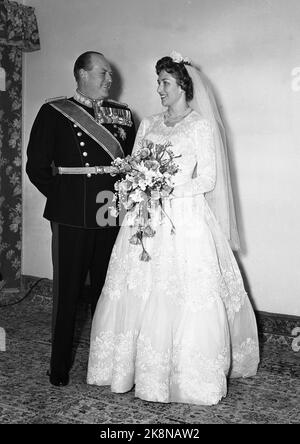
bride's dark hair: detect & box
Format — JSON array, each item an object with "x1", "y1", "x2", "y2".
[{"x1": 155, "y1": 56, "x2": 193, "y2": 101}]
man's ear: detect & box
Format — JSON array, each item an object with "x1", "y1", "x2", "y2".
[{"x1": 79, "y1": 68, "x2": 87, "y2": 81}]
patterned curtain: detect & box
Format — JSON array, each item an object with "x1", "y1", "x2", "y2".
[{"x1": 0, "y1": 0, "x2": 40, "y2": 291}]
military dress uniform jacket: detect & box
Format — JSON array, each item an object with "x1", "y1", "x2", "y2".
[{"x1": 26, "y1": 97, "x2": 136, "y2": 229}]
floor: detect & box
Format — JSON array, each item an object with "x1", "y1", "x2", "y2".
[{"x1": 0, "y1": 295, "x2": 299, "y2": 424}]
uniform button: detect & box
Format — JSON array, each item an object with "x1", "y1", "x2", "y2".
[
  {"x1": 80, "y1": 141, "x2": 85, "y2": 147},
  {"x1": 73, "y1": 124, "x2": 77, "y2": 128},
  {"x1": 77, "y1": 132, "x2": 83, "y2": 137},
  {"x1": 85, "y1": 163, "x2": 90, "y2": 167},
  {"x1": 87, "y1": 173, "x2": 92, "y2": 178},
  {"x1": 83, "y1": 152, "x2": 88, "y2": 157}
]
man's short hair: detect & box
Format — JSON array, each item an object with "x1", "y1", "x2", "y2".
[{"x1": 73, "y1": 51, "x2": 104, "y2": 82}]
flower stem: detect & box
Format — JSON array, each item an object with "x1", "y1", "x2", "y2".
[{"x1": 160, "y1": 202, "x2": 176, "y2": 233}]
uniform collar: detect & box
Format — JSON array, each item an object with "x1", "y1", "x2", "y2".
[{"x1": 74, "y1": 89, "x2": 105, "y2": 108}]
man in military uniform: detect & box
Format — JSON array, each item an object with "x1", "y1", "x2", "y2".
[{"x1": 26, "y1": 51, "x2": 136, "y2": 386}]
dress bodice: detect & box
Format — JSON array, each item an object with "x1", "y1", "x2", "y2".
[{"x1": 133, "y1": 111, "x2": 216, "y2": 193}]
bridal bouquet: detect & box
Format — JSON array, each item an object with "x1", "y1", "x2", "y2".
[{"x1": 109, "y1": 139, "x2": 181, "y2": 261}]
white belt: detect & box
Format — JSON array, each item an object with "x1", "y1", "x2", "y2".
[{"x1": 58, "y1": 166, "x2": 113, "y2": 175}]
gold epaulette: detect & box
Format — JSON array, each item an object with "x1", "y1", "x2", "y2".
[
  {"x1": 106, "y1": 98, "x2": 128, "y2": 108},
  {"x1": 45, "y1": 96, "x2": 67, "y2": 103}
]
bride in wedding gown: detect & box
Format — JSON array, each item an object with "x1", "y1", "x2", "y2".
[{"x1": 87, "y1": 52, "x2": 259, "y2": 405}]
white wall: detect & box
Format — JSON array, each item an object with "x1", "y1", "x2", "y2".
[{"x1": 23, "y1": 0, "x2": 300, "y2": 316}]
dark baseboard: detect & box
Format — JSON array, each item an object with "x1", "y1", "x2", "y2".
[
  {"x1": 256, "y1": 311, "x2": 300, "y2": 348},
  {"x1": 1, "y1": 275, "x2": 299, "y2": 348}
]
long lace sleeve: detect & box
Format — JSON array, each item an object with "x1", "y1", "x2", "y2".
[
  {"x1": 173, "y1": 119, "x2": 216, "y2": 198},
  {"x1": 131, "y1": 118, "x2": 150, "y2": 154}
]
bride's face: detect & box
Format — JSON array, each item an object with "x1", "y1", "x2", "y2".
[{"x1": 157, "y1": 70, "x2": 183, "y2": 108}]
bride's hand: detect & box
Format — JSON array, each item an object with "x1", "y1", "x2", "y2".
[
  {"x1": 170, "y1": 183, "x2": 186, "y2": 199},
  {"x1": 170, "y1": 180, "x2": 202, "y2": 199}
]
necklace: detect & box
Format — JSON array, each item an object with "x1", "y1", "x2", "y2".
[{"x1": 164, "y1": 107, "x2": 192, "y2": 125}]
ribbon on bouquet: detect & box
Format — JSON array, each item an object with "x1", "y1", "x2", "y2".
[{"x1": 129, "y1": 198, "x2": 176, "y2": 262}]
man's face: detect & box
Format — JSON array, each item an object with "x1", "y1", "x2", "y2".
[{"x1": 80, "y1": 55, "x2": 113, "y2": 99}]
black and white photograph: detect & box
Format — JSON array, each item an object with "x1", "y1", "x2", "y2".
[{"x1": 0, "y1": 0, "x2": 299, "y2": 426}]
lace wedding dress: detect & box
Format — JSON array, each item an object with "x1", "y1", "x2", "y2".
[{"x1": 87, "y1": 111, "x2": 259, "y2": 405}]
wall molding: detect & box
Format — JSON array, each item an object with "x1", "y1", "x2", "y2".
[{"x1": 256, "y1": 310, "x2": 300, "y2": 349}]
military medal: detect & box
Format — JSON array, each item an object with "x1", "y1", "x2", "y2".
[{"x1": 73, "y1": 90, "x2": 133, "y2": 127}]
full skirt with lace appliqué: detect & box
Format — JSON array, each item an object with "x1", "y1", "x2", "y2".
[{"x1": 87, "y1": 194, "x2": 259, "y2": 405}]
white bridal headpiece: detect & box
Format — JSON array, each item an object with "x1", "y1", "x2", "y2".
[
  {"x1": 169, "y1": 50, "x2": 241, "y2": 250},
  {"x1": 170, "y1": 50, "x2": 191, "y2": 65}
]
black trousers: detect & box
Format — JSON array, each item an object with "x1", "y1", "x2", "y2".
[{"x1": 50, "y1": 223, "x2": 119, "y2": 377}]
